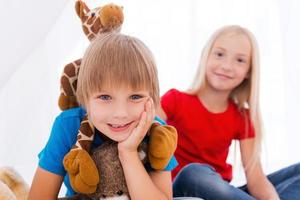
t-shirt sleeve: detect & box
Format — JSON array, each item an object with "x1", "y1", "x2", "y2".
[
  {"x1": 235, "y1": 110, "x2": 255, "y2": 140},
  {"x1": 153, "y1": 115, "x2": 178, "y2": 171},
  {"x1": 38, "y1": 116, "x2": 74, "y2": 176},
  {"x1": 163, "y1": 156, "x2": 178, "y2": 171},
  {"x1": 161, "y1": 89, "x2": 179, "y2": 121}
]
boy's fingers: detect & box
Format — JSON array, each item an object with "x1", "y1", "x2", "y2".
[
  {"x1": 150, "y1": 98, "x2": 155, "y2": 121},
  {"x1": 145, "y1": 98, "x2": 154, "y2": 125},
  {"x1": 132, "y1": 111, "x2": 147, "y2": 142}
]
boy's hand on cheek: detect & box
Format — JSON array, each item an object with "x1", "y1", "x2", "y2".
[{"x1": 118, "y1": 98, "x2": 155, "y2": 155}]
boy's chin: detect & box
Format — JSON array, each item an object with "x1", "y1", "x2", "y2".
[{"x1": 108, "y1": 133, "x2": 131, "y2": 143}]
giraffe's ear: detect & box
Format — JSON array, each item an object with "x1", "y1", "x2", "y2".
[{"x1": 75, "y1": 0, "x2": 90, "y2": 22}]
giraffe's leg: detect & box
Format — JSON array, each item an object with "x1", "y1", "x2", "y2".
[
  {"x1": 63, "y1": 115, "x2": 99, "y2": 194},
  {"x1": 63, "y1": 149, "x2": 99, "y2": 194}
]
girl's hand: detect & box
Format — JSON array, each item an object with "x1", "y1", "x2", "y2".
[{"x1": 118, "y1": 98, "x2": 155, "y2": 154}]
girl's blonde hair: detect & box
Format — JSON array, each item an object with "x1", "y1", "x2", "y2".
[
  {"x1": 77, "y1": 33, "x2": 159, "y2": 109},
  {"x1": 189, "y1": 25, "x2": 262, "y2": 170}
]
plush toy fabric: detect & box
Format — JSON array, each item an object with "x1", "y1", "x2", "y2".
[
  {"x1": 59, "y1": 139, "x2": 132, "y2": 200},
  {"x1": 59, "y1": 0, "x2": 177, "y2": 195},
  {"x1": 0, "y1": 167, "x2": 29, "y2": 200},
  {"x1": 59, "y1": 132, "x2": 170, "y2": 200}
]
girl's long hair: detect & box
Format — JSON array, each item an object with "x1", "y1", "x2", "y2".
[{"x1": 189, "y1": 25, "x2": 263, "y2": 171}]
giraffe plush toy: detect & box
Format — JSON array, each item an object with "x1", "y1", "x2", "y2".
[{"x1": 59, "y1": 0, "x2": 178, "y2": 195}]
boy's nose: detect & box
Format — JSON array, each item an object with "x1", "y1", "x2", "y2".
[{"x1": 111, "y1": 103, "x2": 128, "y2": 119}]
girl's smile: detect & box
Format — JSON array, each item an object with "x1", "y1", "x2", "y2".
[
  {"x1": 213, "y1": 71, "x2": 233, "y2": 80},
  {"x1": 205, "y1": 33, "x2": 251, "y2": 94}
]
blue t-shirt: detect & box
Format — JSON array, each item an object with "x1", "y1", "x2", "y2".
[{"x1": 38, "y1": 107, "x2": 178, "y2": 196}]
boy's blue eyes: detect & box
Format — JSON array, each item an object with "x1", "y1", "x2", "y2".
[
  {"x1": 99, "y1": 95, "x2": 111, "y2": 100},
  {"x1": 98, "y1": 94, "x2": 143, "y2": 101},
  {"x1": 130, "y1": 94, "x2": 143, "y2": 100}
]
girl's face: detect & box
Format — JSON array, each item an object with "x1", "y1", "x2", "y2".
[
  {"x1": 206, "y1": 33, "x2": 251, "y2": 94},
  {"x1": 87, "y1": 84, "x2": 150, "y2": 142}
]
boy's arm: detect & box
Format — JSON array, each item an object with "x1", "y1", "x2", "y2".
[
  {"x1": 118, "y1": 99, "x2": 172, "y2": 200},
  {"x1": 119, "y1": 150, "x2": 172, "y2": 200},
  {"x1": 28, "y1": 167, "x2": 63, "y2": 200},
  {"x1": 240, "y1": 138, "x2": 280, "y2": 200}
]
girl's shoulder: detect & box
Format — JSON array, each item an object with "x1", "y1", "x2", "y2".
[
  {"x1": 228, "y1": 101, "x2": 250, "y2": 116},
  {"x1": 164, "y1": 88, "x2": 195, "y2": 99}
]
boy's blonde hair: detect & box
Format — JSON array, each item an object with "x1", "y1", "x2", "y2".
[
  {"x1": 189, "y1": 25, "x2": 262, "y2": 170},
  {"x1": 77, "y1": 33, "x2": 160, "y2": 109}
]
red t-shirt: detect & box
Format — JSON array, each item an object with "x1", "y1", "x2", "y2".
[{"x1": 161, "y1": 89, "x2": 255, "y2": 181}]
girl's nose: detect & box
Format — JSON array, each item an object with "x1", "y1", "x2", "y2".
[{"x1": 220, "y1": 58, "x2": 233, "y2": 71}]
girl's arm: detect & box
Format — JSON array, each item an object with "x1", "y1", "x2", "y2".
[
  {"x1": 240, "y1": 138, "x2": 280, "y2": 200},
  {"x1": 28, "y1": 167, "x2": 63, "y2": 200}
]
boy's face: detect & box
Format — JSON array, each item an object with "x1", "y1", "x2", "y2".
[{"x1": 87, "y1": 85, "x2": 150, "y2": 142}]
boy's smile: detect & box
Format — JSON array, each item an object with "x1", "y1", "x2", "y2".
[
  {"x1": 108, "y1": 121, "x2": 134, "y2": 132},
  {"x1": 87, "y1": 85, "x2": 150, "y2": 142}
]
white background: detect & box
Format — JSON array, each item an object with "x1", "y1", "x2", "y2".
[{"x1": 0, "y1": 0, "x2": 299, "y2": 196}]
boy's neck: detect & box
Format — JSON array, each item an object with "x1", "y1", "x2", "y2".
[{"x1": 198, "y1": 87, "x2": 230, "y2": 113}]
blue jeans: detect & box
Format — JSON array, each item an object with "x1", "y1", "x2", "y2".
[{"x1": 173, "y1": 163, "x2": 300, "y2": 200}]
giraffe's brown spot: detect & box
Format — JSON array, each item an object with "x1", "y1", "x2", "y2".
[
  {"x1": 74, "y1": 59, "x2": 82, "y2": 66},
  {"x1": 88, "y1": 34, "x2": 95, "y2": 40},
  {"x1": 58, "y1": 94, "x2": 78, "y2": 110},
  {"x1": 82, "y1": 16, "x2": 88, "y2": 23},
  {"x1": 77, "y1": 135, "x2": 82, "y2": 140},
  {"x1": 64, "y1": 63, "x2": 76, "y2": 77},
  {"x1": 91, "y1": 19, "x2": 101, "y2": 34},
  {"x1": 82, "y1": 115, "x2": 88, "y2": 121},
  {"x1": 61, "y1": 76, "x2": 74, "y2": 96},
  {"x1": 79, "y1": 122, "x2": 94, "y2": 137},
  {"x1": 72, "y1": 80, "x2": 77, "y2": 91},
  {"x1": 83, "y1": 25, "x2": 89, "y2": 36},
  {"x1": 87, "y1": 16, "x2": 96, "y2": 25},
  {"x1": 78, "y1": 140, "x2": 92, "y2": 151},
  {"x1": 69, "y1": 97, "x2": 79, "y2": 108}
]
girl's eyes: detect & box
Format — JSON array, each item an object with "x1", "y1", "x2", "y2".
[
  {"x1": 217, "y1": 52, "x2": 224, "y2": 57},
  {"x1": 98, "y1": 95, "x2": 111, "y2": 101},
  {"x1": 214, "y1": 51, "x2": 224, "y2": 57},
  {"x1": 237, "y1": 58, "x2": 247, "y2": 64}
]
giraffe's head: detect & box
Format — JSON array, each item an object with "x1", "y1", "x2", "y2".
[{"x1": 75, "y1": 0, "x2": 124, "y2": 41}]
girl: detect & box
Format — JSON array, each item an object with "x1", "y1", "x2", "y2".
[
  {"x1": 159, "y1": 25, "x2": 300, "y2": 200},
  {"x1": 29, "y1": 33, "x2": 178, "y2": 200}
]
